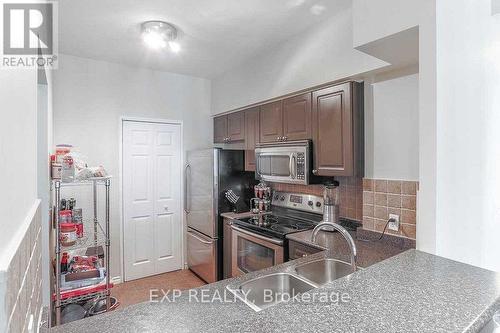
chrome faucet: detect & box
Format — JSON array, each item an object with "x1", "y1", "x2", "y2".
[{"x1": 311, "y1": 222, "x2": 357, "y2": 271}]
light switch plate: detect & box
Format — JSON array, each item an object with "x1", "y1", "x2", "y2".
[{"x1": 388, "y1": 214, "x2": 400, "y2": 231}]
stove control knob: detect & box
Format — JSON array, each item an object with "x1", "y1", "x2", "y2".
[
  {"x1": 274, "y1": 194, "x2": 279, "y2": 200},
  {"x1": 315, "y1": 202, "x2": 322, "y2": 208},
  {"x1": 280, "y1": 196, "x2": 285, "y2": 201},
  {"x1": 308, "y1": 200, "x2": 314, "y2": 206}
]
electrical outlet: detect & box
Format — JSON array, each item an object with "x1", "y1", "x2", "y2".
[{"x1": 388, "y1": 214, "x2": 400, "y2": 231}]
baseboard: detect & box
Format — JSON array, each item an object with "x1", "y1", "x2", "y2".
[{"x1": 111, "y1": 276, "x2": 123, "y2": 284}]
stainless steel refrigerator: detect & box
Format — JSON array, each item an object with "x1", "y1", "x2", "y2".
[{"x1": 185, "y1": 148, "x2": 255, "y2": 283}]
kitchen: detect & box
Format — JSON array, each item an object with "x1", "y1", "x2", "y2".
[{"x1": 1, "y1": 0, "x2": 500, "y2": 332}]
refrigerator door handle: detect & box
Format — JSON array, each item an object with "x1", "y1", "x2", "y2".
[
  {"x1": 188, "y1": 230, "x2": 213, "y2": 245},
  {"x1": 184, "y1": 164, "x2": 191, "y2": 214}
]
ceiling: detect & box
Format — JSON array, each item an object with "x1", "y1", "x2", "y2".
[{"x1": 59, "y1": 0, "x2": 351, "y2": 78}]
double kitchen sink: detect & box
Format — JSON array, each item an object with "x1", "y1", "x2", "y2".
[{"x1": 227, "y1": 258, "x2": 360, "y2": 312}]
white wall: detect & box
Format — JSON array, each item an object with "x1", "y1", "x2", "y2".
[
  {"x1": 352, "y1": 0, "x2": 424, "y2": 48},
  {"x1": 211, "y1": 6, "x2": 387, "y2": 114},
  {"x1": 434, "y1": 0, "x2": 500, "y2": 272},
  {"x1": 364, "y1": 73, "x2": 419, "y2": 180},
  {"x1": 53, "y1": 54, "x2": 212, "y2": 279},
  {"x1": 0, "y1": 69, "x2": 39, "y2": 330},
  {"x1": 0, "y1": 69, "x2": 38, "y2": 263}
]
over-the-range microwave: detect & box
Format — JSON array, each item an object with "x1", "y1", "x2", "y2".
[{"x1": 255, "y1": 140, "x2": 312, "y2": 185}]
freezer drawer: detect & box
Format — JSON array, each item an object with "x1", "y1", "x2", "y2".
[{"x1": 187, "y1": 228, "x2": 218, "y2": 283}]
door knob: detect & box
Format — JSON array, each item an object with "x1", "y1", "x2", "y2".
[{"x1": 312, "y1": 169, "x2": 318, "y2": 175}]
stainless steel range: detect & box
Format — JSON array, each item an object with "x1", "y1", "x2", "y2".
[{"x1": 231, "y1": 191, "x2": 324, "y2": 277}]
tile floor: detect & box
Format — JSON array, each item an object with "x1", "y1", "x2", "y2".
[{"x1": 111, "y1": 269, "x2": 206, "y2": 308}]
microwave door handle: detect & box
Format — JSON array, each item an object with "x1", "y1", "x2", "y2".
[{"x1": 290, "y1": 154, "x2": 297, "y2": 179}]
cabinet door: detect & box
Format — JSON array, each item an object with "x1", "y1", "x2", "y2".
[
  {"x1": 227, "y1": 111, "x2": 245, "y2": 142},
  {"x1": 244, "y1": 108, "x2": 259, "y2": 172},
  {"x1": 244, "y1": 150, "x2": 256, "y2": 172},
  {"x1": 213, "y1": 116, "x2": 227, "y2": 143},
  {"x1": 312, "y1": 82, "x2": 353, "y2": 176},
  {"x1": 244, "y1": 107, "x2": 260, "y2": 149},
  {"x1": 259, "y1": 101, "x2": 283, "y2": 143},
  {"x1": 283, "y1": 93, "x2": 312, "y2": 141}
]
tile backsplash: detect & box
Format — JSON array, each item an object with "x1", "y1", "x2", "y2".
[
  {"x1": 269, "y1": 176, "x2": 363, "y2": 221},
  {"x1": 1, "y1": 202, "x2": 43, "y2": 333},
  {"x1": 269, "y1": 177, "x2": 418, "y2": 240},
  {"x1": 362, "y1": 179, "x2": 418, "y2": 240}
]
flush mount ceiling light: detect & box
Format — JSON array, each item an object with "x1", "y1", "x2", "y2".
[{"x1": 141, "y1": 21, "x2": 181, "y2": 52}]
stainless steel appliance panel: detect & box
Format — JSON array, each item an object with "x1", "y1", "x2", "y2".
[
  {"x1": 255, "y1": 140, "x2": 310, "y2": 185},
  {"x1": 231, "y1": 226, "x2": 284, "y2": 277},
  {"x1": 185, "y1": 149, "x2": 217, "y2": 238},
  {"x1": 187, "y1": 228, "x2": 218, "y2": 283}
]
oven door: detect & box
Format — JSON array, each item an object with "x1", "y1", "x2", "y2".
[
  {"x1": 231, "y1": 226, "x2": 284, "y2": 277},
  {"x1": 255, "y1": 143, "x2": 309, "y2": 185}
]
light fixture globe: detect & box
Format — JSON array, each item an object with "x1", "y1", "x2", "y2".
[{"x1": 141, "y1": 21, "x2": 180, "y2": 52}]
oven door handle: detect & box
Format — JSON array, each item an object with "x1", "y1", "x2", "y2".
[{"x1": 231, "y1": 225, "x2": 284, "y2": 246}]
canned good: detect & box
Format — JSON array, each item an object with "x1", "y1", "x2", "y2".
[
  {"x1": 59, "y1": 210, "x2": 72, "y2": 224},
  {"x1": 52, "y1": 163, "x2": 62, "y2": 180},
  {"x1": 60, "y1": 223, "x2": 77, "y2": 247},
  {"x1": 72, "y1": 208, "x2": 83, "y2": 238},
  {"x1": 55, "y1": 144, "x2": 72, "y2": 163},
  {"x1": 61, "y1": 155, "x2": 75, "y2": 183}
]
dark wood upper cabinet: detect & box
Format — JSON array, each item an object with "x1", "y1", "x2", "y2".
[
  {"x1": 244, "y1": 150, "x2": 256, "y2": 172},
  {"x1": 259, "y1": 101, "x2": 283, "y2": 143},
  {"x1": 283, "y1": 93, "x2": 312, "y2": 141},
  {"x1": 214, "y1": 81, "x2": 363, "y2": 177},
  {"x1": 213, "y1": 115, "x2": 227, "y2": 143},
  {"x1": 244, "y1": 107, "x2": 259, "y2": 171},
  {"x1": 244, "y1": 107, "x2": 260, "y2": 150},
  {"x1": 227, "y1": 111, "x2": 245, "y2": 142},
  {"x1": 312, "y1": 82, "x2": 363, "y2": 177}
]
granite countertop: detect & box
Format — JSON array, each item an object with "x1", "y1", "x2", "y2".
[
  {"x1": 52, "y1": 246, "x2": 500, "y2": 333},
  {"x1": 287, "y1": 227, "x2": 415, "y2": 268}
]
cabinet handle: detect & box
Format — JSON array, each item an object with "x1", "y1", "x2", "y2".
[
  {"x1": 312, "y1": 169, "x2": 318, "y2": 175},
  {"x1": 276, "y1": 137, "x2": 281, "y2": 141},
  {"x1": 284, "y1": 136, "x2": 288, "y2": 141}
]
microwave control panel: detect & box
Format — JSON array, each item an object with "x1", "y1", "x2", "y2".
[{"x1": 296, "y1": 152, "x2": 305, "y2": 180}]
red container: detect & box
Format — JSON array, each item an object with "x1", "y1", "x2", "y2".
[
  {"x1": 60, "y1": 223, "x2": 77, "y2": 247},
  {"x1": 59, "y1": 210, "x2": 72, "y2": 223}
]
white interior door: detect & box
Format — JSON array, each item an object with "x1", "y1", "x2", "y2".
[{"x1": 123, "y1": 120, "x2": 182, "y2": 281}]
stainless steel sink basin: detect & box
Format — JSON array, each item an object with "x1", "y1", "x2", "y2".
[
  {"x1": 227, "y1": 273, "x2": 315, "y2": 311},
  {"x1": 294, "y1": 258, "x2": 355, "y2": 286}
]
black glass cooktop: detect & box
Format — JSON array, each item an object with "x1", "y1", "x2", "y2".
[{"x1": 233, "y1": 213, "x2": 318, "y2": 240}]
